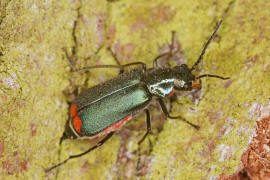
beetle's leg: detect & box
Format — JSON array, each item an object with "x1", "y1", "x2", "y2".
[
  {"x1": 64, "y1": 47, "x2": 147, "y2": 73},
  {"x1": 108, "y1": 47, "x2": 147, "y2": 73},
  {"x1": 45, "y1": 132, "x2": 114, "y2": 173},
  {"x1": 63, "y1": 48, "x2": 124, "y2": 73},
  {"x1": 136, "y1": 109, "x2": 151, "y2": 170},
  {"x1": 107, "y1": 47, "x2": 122, "y2": 66},
  {"x1": 152, "y1": 52, "x2": 171, "y2": 68},
  {"x1": 152, "y1": 31, "x2": 177, "y2": 68},
  {"x1": 122, "y1": 62, "x2": 147, "y2": 72},
  {"x1": 157, "y1": 98, "x2": 200, "y2": 130},
  {"x1": 107, "y1": 47, "x2": 124, "y2": 74}
]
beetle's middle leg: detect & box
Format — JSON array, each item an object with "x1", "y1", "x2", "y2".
[
  {"x1": 45, "y1": 132, "x2": 114, "y2": 173},
  {"x1": 136, "y1": 109, "x2": 151, "y2": 170},
  {"x1": 157, "y1": 98, "x2": 200, "y2": 130}
]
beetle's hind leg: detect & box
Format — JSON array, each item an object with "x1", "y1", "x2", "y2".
[
  {"x1": 45, "y1": 132, "x2": 114, "y2": 173},
  {"x1": 136, "y1": 109, "x2": 151, "y2": 171},
  {"x1": 157, "y1": 98, "x2": 200, "y2": 130}
]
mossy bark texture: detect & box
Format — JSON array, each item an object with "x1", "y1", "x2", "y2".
[{"x1": 1, "y1": 0, "x2": 269, "y2": 179}]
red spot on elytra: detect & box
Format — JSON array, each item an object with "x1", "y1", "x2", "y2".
[
  {"x1": 71, "y1": 104, "x2": 82, "y2": 134},
  {"x1": 169, "y1": 88, "x2": 174, "y2": 97},
  {"x1": 70, "y1": 104, "x2": 78, "y2": 117},
  {"x1": 73, "y1": 116, "x2": 82, "y2": 134}
]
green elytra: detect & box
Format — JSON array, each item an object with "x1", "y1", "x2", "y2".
[{"x1": 72, "y1": 64, "x2": 196, "y2": 137}]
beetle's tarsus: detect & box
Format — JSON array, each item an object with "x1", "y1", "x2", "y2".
[
  {"x1": 136, "y1": 109, "x2": 151, "y2": 171},
  {"x1": 45, "y1": 132, "x2": 114, "y2": 173},
  {"x1": 158, "y1": 98, "x2": 200, "y2": 130},
  {"x1": 168, "y1": 115, "x2": 200, "y2": 130}
]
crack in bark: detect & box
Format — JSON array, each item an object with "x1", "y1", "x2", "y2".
[
  {"x1": 55, "y1": 2, "x2": 83, "y2": 179},
  {"x1": 71, "y1": 2, "x2": 82, "y2": 58}
]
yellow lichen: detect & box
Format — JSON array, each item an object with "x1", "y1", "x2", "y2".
[{"x1": 1, "y1": 0, "x2": 270, "y2": 179}]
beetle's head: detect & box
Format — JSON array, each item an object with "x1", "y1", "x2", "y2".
[
  {"x1": 172, "y1": 64, "x2": 201, "y2": 91},
  {"x1": 171, "y1": 20, "x2": 229, "y2": 91}
]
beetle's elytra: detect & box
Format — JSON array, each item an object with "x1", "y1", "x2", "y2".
[{"x1": 46, "y1": 20, "x2": 229, "y2": 172}]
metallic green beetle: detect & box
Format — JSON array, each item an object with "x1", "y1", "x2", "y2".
[{"x1": 46, "y1": 20, "x2": 228, "y2": 172}]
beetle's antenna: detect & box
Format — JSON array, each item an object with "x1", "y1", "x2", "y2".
[
  {"x1": 196, "y1": 74, "x2": 229, "y2": 80},
  {"x1": 190, "y1": 20, "x2": 223, "y2": 71}
]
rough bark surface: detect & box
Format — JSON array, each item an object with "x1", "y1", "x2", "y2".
[{"x1": 0, "y1": 0, "x2": 269, "y2": 179}]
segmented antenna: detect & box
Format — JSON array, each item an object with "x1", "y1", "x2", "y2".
[
  {"x1": 196, "y1": 74, "x2": 229, "y2": 80},
  {"x1": 190, "y1": 20, "x2": 223, "y2": 71}
]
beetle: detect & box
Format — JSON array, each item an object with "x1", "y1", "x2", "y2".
[{"x1": 46, "y1": 20, "x2": 228, "y2": 172}]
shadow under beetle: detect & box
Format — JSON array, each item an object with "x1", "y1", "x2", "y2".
[{"x1": 46, "y1": 20, "x2": 229, "y2": 172}]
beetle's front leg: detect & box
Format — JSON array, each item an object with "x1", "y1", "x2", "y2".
[
  {"x1": 136, "y1": 109, "x2": 151, "y2": 170},
  {"x1": 152, "y1": 31, "x2": 177, "y2": 68},
  {"x1": 45, "y1": 132, "x2": 114, "y2": 173},
  {"x1": 157, "y1": 98, "x2": 200, "y2": 130}
]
